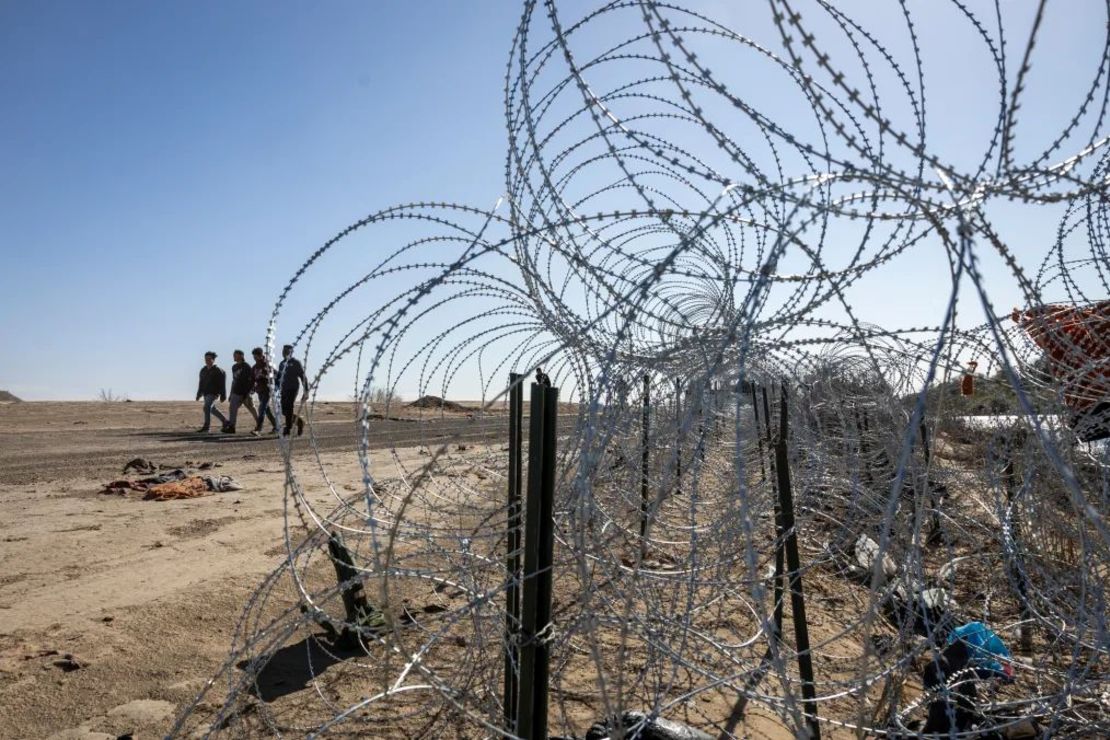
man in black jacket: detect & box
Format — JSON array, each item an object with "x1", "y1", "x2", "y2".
[
  {"x1": 196, "y1": 351, "x2": 228, "y2": 433},
  {"x1": 250, "y1": 347, "x2": 279, "y2": 436},
  {"x1": 277, "y1": 344, "x2": 308, "y2": 436},
  {"x1": 223, "y1": 349, "x2": 258, "y2": 434}
]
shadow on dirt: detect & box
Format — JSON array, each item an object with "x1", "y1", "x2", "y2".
[
  {"x1": 127, "y1": 431, "x2": 277, "y2": 444},
  {"x1": 235, "y1": 635, "x2": 364, "y2": 703}
]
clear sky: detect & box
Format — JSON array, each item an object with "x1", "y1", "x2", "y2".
[
  {"x1": 0, "y1": 1, "x2": 518, "y2": 400},
  {"x1": 1, "y1": 1, "x2": 1106, "y2": 400}
]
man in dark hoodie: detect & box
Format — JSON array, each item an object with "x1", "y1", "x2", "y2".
[
  {"x1": 196, "y1": 351, "x2": 228, "y2": 433},
  {"x1": 223, "y1": 349, "x2": 258, "y2": 434},
  {"x1": 250, "y1": 347, "x2": 279, "y2": 436},
  {"x1": 277, "y1": 344, "x2": 308, "y2": 436}
]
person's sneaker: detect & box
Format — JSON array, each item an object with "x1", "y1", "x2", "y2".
[
  {"x1": 222, "y1": 425, "x2": 236, "y2": 434},
  {"x1": 196, "y1": 427, "x2": 210, "y2": 434},
  {"x1": 270, "y1": 427, "x2": 279, "y2": 435},
  {"x1": 296, "y1": 417, "x2": 305, "y2": 436},
  {"x1": 250, "y1": 429, "x2": 261, "y2": 437}
]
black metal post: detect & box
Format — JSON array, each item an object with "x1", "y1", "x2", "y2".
[
  {"x1": 641, "y1": 373, "x2": 650, "y2": 552},
  {"x1": 1003, "y1": 434, "x2": 1034, "y2": 655},
  {"x1": 504, "y1": 373, "x2": 524, "y2": 728},
  {"x1": 762, "y1": 386, "x2": 785, "y2": 639},
  {"x1": 775, "y1": 387, "x2": 820, "y2": 739},
  {"x1": 720, "y1": 382, "x2": 783, "y2": 737},
  {"x1": 675, "y1": 377, "x2": 682, "y2": 496},
  {"x1": 919, "y1": 418, "x2": 943, "y2": 539},
  {"x1": 860, "y1": 409, "x2": 873, "y2": 486},
  {"x1": 697, "y1": 386, "x2": 706, "y2": 461},
  {"x1": 761, "y1": 386, "x2": 773, "y2": 442},
  {"x1": 517, "y1": 382, "x2": 559, "y2": 740},
  {"x1": 919, "y1": 417, "x2": 931, "y2": 468},
  {"x1": 751, "y1": 383, "x2": 766, "y2": 482}
]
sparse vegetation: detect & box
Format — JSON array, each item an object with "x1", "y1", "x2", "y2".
[
  {"x1": 97, "y1": 388, "x2": 129, "y2": 403},
  {"x1": 911, "y1": 364, "x2": 1059, "y2": 417},
  {"x1": 368, "y1": 386, "x2": 402, "y2": 406}
]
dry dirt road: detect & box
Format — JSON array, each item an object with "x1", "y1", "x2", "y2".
[{"x1": 0, "y1": 401, "x2": 509, "y2": 485}]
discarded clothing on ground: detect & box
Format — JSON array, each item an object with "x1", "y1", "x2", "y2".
[
  {"x1": 585, "y1": 711, "x2": 713, "y2": 740},
  {"x1": 102, "y1": 479, "x2": 149, "y2": 495},
  {"x1": 885, "y1": 576, "x2": 956, "y2": 636},
  {"x1": 847, "y1": 534, "x2": 898, "y2": 585},
  {"x1": 947, "y1": 621, "x2": 1013, "y2": 678},
  {"x1": 140, "y1": 469, "x2": 189, "y2": 485},
  {"x1": 102, "y1": 471, "x2": 243, "y2": 499},
  {"x1": 921, "y1": 621, "x2": 1013, "y2": 735},
  {"x1": 101, "y1": 469, "x2": 187, "y2": 494},
  {"x1": 204, "y1": 475, "x2": 242, "y2": 492},
  {"x1": 144, "y1": 476, "x2": 210, "y2": 500}
]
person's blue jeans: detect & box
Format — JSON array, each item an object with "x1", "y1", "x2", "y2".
[
  {"x1": 201, "y1": 394, "x2": 228, "y2": 430},
  {"x1": 254, "y1": 390, "x2": 278, "y2": 431}
]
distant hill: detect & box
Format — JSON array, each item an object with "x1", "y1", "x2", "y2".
[
  {"x1": 408, "y1": 395, "x2": 469, "y2": 411},
  {"x1": 0, "y1": 390, "x2": 22, "y2": 403}
]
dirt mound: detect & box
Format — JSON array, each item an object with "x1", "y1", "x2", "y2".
[
  {"x1": 0, "y1": 390, "x2": 22, "y2": 403},
  {"x1": 408, "y1": 395, "x2": 467, "y2": 411}
]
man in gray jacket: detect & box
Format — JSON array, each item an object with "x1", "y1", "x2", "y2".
[{"x1": 196, "y1": 351, "x2": 228, "y2": 433}]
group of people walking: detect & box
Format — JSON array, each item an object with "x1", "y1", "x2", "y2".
[{"x1": 195, "y1": 345, "x2": 308, "y2": 436}]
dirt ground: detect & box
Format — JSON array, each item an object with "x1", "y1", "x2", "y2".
[
  {"x1": 0, "y1": 401, "x2": 509, "y2": 485},
  {"x1": 0, "y1": 401, "x2": 1061, "y2": 739},
  {"x1": 0, "y1": 401, "x2": 503, "y2": 739},
  {"x1": 0, "y1": 402, "x2": 800, "y2": 739}
]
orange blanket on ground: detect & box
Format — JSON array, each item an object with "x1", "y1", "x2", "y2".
[{"x1": 143, "y1": 476, "x2": 210, "y2": 501}]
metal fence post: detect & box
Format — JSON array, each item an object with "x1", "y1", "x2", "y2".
[
  {"x1": 762, "y1": 386, "x2": 785, "y2": 639},
  {"x1": 675, "y1": 377, "x2": 682, "y2": 496},
  {"x1": 641, "y1": 373, "x2": 651, "y2": 553},
  {"x1": 1003, "y1": 433, "x2": 1034, "y2": 655},
  {"x1": 504, "y1": 372, "x2": 524, "y2": 728},
  {"x1": 775, "y1": 387, "x2": 820, "y2": 739},
  {"x1": 752, "y1": 382, "x2": 766, "y2": 482},
  {"x1": 517, "y1": 382, "x2": 558, "y2": 740},
  {"x1": 919, "y1": 418, "x2": 943, "y2": 538}
]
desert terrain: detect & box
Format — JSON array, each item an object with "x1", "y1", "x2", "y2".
[
  {"x1": 0, "y1": 400, "x2": 1084, "y2": 739},
  {"x1": 0, "y1": 400, "x2": 505, "y2": 739}
]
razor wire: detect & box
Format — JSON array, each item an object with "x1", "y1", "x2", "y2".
[{"x1": 172, "y1": 1, "x2": 1110, "y2": 737}]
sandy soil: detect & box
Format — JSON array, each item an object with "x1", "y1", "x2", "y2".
[
  {"x1": 0, "y1": 401, "x2": 499, "y2": 739},
  {"x1": 0, "y1": 402, "x2": 1046, "y2": 739},
  {"x1": 0, "y1": 402, "x2": 797, "y2": 739}
]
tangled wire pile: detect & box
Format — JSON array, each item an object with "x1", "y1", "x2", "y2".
[{"x1": 173, "y1": 1, "x2": 1110, "y2": 737}]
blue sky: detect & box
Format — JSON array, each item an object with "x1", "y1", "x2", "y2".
[
  {"x1": 1, "y1": 1, "x2": 1106, "y2": 400},
  {"x1": 0, "y1": 1, "x2": 517, "y2": 400}
]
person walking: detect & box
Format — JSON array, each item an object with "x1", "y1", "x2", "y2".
[
  {"x1": 277, "y1": 344, "x2": 308, "y2": 436},
  {"x1": 195, "y1": 351, "x2": 228, "y2": 433},
  {"x1": 249, "y1": 347, "x2": 279, "y2": 436},
  {"x1": 224, "y1": 349, "x2": 258, "y2": 434}
]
